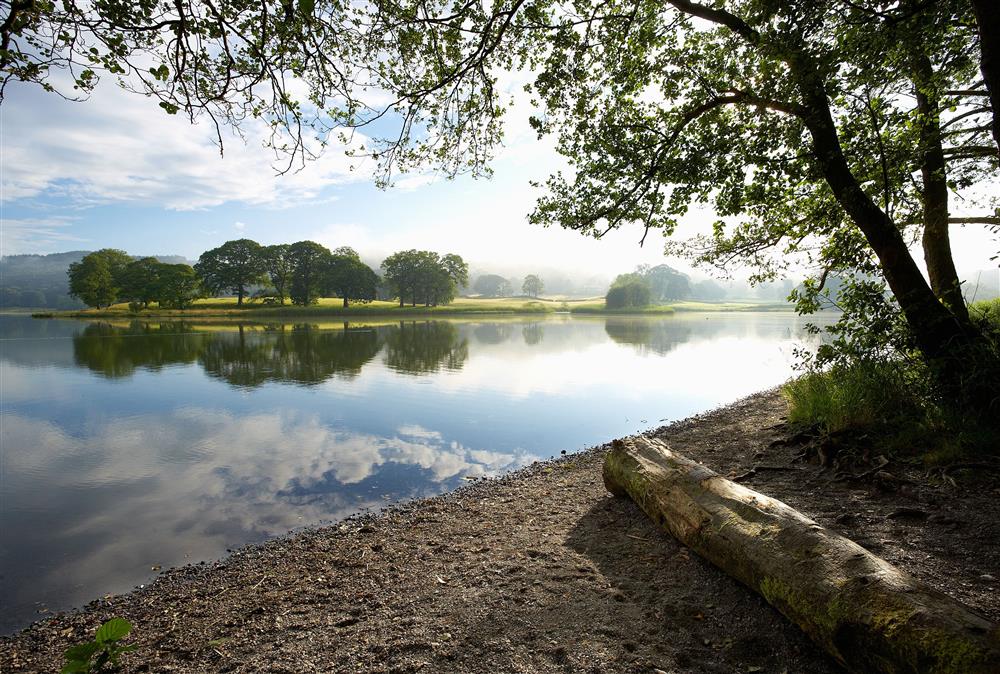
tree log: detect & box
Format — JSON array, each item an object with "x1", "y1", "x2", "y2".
[{"x1": 603, "y1": 437, "x2": 1000, "y2": 673}]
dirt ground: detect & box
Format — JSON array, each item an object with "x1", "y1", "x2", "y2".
[{"x1": 2, "y1": 389, "x2": 998, "y2": 673}]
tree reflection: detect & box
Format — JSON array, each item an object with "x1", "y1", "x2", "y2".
[
  {"x1": 199, "y1": 324, "x2": 382, "y2": 387},
  {"x1": 383, "y1": 321, "x2": 469, "y2": 375},
  {"x1": 522, "y1": 322, "x2": 544, "y2": 346},
  {"x1": 72, "y1": 321, "x2": 205, "y2": 378},
  {"x1": 72, "y1": 322, "x2": 381, "y2": 386},
  {"x1": 604, "y1": 318, "x2": 694, "y2": 356}
]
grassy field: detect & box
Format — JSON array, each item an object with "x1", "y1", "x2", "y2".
[{"x1": 43, "y1": 295, "x2": 795, "y2": 319}]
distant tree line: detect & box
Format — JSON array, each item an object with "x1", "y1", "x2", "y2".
[
  {"x1": 65, "y1": 239, "x2": 468, "y2": 310},
  {"x1": 471, "y1": 273, "x2": 545, "y2": 299}
]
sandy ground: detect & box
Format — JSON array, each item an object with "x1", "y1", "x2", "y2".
[{"x1": 2, "y1": 389, "x2": 997, "y2": 673}]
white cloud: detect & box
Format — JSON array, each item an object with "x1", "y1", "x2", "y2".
[
  {"x1": 234, "y1": 221, "x2": 246, "y2": 231},
  {"x1": 1, "y1": 79, "x2": 370, "y2": 210},
  {"x1": 0, "y1": 217, "x2": 88, "y2": 255}
]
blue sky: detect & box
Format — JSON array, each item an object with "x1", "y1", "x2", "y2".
[{"x1": 1, "y1": 74, "x2": 997, "y2": 281}]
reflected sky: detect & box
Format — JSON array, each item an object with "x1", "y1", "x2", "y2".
[{"x1": 0, "y1": 312, "x2": 830, "y2": 633}]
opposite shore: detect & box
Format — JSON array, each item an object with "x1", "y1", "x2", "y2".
[{"x1": 31, "y1": 297, "x2": 794, "y2": 320}]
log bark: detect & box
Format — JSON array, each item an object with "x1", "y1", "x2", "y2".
[{"x1": 603, "y1": 437, "x2": 1000, "y2": 674}]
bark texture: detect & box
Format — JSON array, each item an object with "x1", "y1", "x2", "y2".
[
  {"x1": 603, "y1": 437, "x2": 1000, "y2": 674},
  {"x1": 972, "y1": 0, "x2": 1000, "y2": 156}
]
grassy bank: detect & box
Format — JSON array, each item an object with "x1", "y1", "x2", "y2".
[
  {"x1": 39, "y1": 296, "x2": 795, "y2": 319},
  {"x1": 782, "y1": 298, "x2": 1000, "y2": 464}
]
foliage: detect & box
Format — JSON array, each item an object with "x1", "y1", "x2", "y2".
[
  {"x1": 262, "y1": 244, "x2": 294, "y2": 305},
  {"x1": 194, "y1": 239, "x2": 266, "y2": 306},
  {"x1": 156, "y1": 264, "x2": 201, "y2": 309},
  {"x1": 62, "y1": 618, "x2": 137, "y2": 673},
  {"x1": 605, "y1": 273, "x2": 652, "y2": 310},
  {"x1": 474, "y1": 274, "x2": 512, "y2": 298},
  {"x1": 522, "y1": 274, "x2": 544, "y2": 298},
  {"x1": 784, "y1": 362, "x2": 924, "y2": 436},
  {"x1": 635, "y1": 265, "x2": 690, "y2": 302},
  {"x1": 287, "y1": 241, "x2": 332, "y2": 306},
  {"x1": 381, "y1": 250, "x2": 468, "y2": 307},
  {"x1": 327, "y1": 249, "x2": 378, "y2": 307},
  {"x1": 67, "y1": 249, "x2": 131, "y2": 309}
]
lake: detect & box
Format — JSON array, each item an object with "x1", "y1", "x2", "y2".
[{"x1": 0, "y1": 311, "x2": 826, "y2": 633}]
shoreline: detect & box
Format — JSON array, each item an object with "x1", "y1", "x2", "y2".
[
  {"x1": 28, "y1": 299, "x2": 794, "y2": 321},
  {"x1": 3, "y1": 389, "x2": 995, "y2": 673}
]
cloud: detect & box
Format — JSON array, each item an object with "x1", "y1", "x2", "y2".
[
  {"x1": 1, "y1": 78, "x2": 372, "y2": 210},
  {"x1": 234, "y1": 221, "x2": 246, "y2": 231},
  {"x1": 0, "y1": 217, "x2": 88, "y2": 255}
]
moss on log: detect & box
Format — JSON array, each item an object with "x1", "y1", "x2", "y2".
[{"x1": 603, "y1": 437, "x2": 1000, "y2": 673}]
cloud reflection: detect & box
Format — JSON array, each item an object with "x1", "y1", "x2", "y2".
[{"x1": 0, "y1": 409, "x2": 535, "y2": 630}]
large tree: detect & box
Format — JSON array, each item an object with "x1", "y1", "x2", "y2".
[
  {"x1": 522, "y1": 274, "x2": 544, "y2": 298},
  {"x1": 194, "y1": 239, "x2": 266, "y2": 306},
  {"x1": 67, "y1": 249, "x2": 131, "y2": 309},
  {"x1": 288, "y1": 240, "x2": 332, "y2": 305},
  {"x1": 327, "y1": 247, "x2": 378, "y2": 307}
]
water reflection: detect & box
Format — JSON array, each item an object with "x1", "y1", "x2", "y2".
[
  {"x1": 199, "y1": 324, "x2": 381, "y2": 387},
  {"x1": 73, "y1": 322, "x2": 205, "y2": 377},
  {"x1": 383, "y1": 321, "x2": 469, "y2": 375},
  {"x1": 0, "y1": 311, "x2": 830, "y2": 633},
  {"x1": 1, "y1": 409, "x2": 533, "y2": 632}
]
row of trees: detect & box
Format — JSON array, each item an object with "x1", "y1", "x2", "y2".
[
  {"x1": 67, "y1": 240, "x2": 469, "y2": 310},
  {"x1": 195, "y1": 239, "x2": 379, "y2": 307},
  {"x1": 472, "y1": 274, "x2": 545, "y2": 298},
  {"x1": 68, "y1": 249, "x2": 200, "y2": 310}
]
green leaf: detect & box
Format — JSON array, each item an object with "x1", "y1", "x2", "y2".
[
  {"x1": 64, "y1": 642, "x2": 100, "y2": 660},
  {"x1": 95, "y1": 618, "x2": 131, "y2": 643},
  {"x1": 60, "y1": 660, "x2": 91, "y2": 674},
  {"x1": 158, "y1": 101, "x2": 179, "y2": 115},
  {"x1": 299, "y1": 0, "x2": 315, "y2": 16}
]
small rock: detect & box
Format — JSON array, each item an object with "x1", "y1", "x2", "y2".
[{"x1": 981, "y1": 574, "x2": 995, "y2": 581}]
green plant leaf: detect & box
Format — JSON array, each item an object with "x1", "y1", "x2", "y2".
[
  {"x1": 95, "y1": 618, "x2": 131, "y2": 643},
  {"x1": 64, "y1": 642, "x2": 100, "y2": 660},
  {"x1": 299, "y1": 0, "x2": 315, "y2": 16},
  {"x1": 60, "y1": 657, "x2": 92, "y2": 674}
]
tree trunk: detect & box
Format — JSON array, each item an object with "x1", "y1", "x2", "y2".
[
  {"x1": 237, "y1": 286, "x2": 244, "y2": 307},
  {"x1": 789, "y1": 53, "x2": 975, "y2": 363},
  {"x1": 913, "y1": 53, "x2": 970, "y2": 322},
  {"x1": 343, "y1": 297, "x2": 349, "y2": 308},
  {"x1": 603, "y1": 437, "x2": 1000, "y2": 674},
  {"x1": 972, "y1": 0, "x2": 1000, "y2": 156}
]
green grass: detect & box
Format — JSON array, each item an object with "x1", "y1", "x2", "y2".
[
  {"x1": 54, "y1": 296, "x2": 562, "y2": 318},
  {"x1": 783, "y1": 362, "x2": 920, "y2": 435},
  {"x1": 970, "y1": 297, "x2": 1000, "y2": 326}
]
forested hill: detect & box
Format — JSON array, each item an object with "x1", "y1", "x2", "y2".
[{"x1": 0, "y1": 251, "x2": 190, "y2": 309}]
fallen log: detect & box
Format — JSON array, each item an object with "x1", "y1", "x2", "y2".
[{"x1": 603, "y1": 437, "x2": 1000, "y2": 674}]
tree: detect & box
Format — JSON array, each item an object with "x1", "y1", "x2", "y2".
[
  {"x1": 474, "y1": 274, "x2": 510, "y2": 297},
  {"x1": 288, "y1": 241, "x2": 332, "y2": 305},
  {"x1": 382, "y1": 250, "x2": 467, "y2": 307},
  {"x1": 119, "y1": 257, "x2": 163, "y2": 309},
  {"x1": 156, "y1": 264, "x2": 201, "y2": 309},
  {"x1": 638, "y1": 265, "x2": 690, "y2": 302},
  {"x1": 194, "y1": 239, "x2": 265, "y2": 306},
  {"x1": 327, "y1": 250, "x2": 378, "y2": 308},
  {"x1": 605, "y1": 273, "x2": 652, "y2": 310},
  {"x1": 691, "y1": 280, "x2": 726, "y2": 302},
  {"x1": 522, "y1": 274, "x2": 544, "y2": 298},
  {"x1": 67, "y1": 249, "x2": 131, "y2": 309},
  {"x1": 262, "y1": 244, "x2": 294, "y2": 305}
]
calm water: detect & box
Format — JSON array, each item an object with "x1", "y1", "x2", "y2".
[{"x1": 0, "y1": 312, "x2": 824, "y2": 632}]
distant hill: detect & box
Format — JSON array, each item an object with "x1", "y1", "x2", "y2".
[{"x1": 0, "y1": 251, "x2": 191, "y2": 309}]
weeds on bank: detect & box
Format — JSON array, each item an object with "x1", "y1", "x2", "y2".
[
  {"x1": 62, "y1": 618, "x2": 136, "y2": 673},
  {"x1": 783, "y1": 299, "x2": 1000, "y2": 468}
]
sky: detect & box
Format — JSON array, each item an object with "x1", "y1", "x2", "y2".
[{"x1": 1, "y1": 75, "x2": 997, "y2": 282}]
